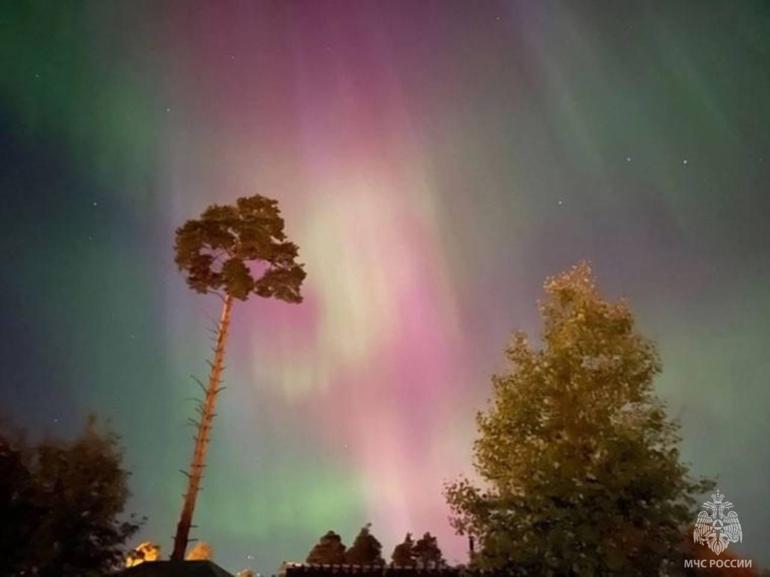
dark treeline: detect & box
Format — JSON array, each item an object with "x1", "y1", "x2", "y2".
[{"x1": 305, "y1": 527, "x2": 445, "y2": 568}]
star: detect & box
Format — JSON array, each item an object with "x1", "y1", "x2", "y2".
[
  {"x1": 682, "y1": 159, "x2": 688, "y2": 165},
  {"x1": 626, "y1": 156, "x2": 631, "y2": 162},
  {"x1": 92, "y1": 201, "x2": 98, "y2": 206},
  {"x1": 557, "y1": 200, "x2": 564, "y2": 206}
]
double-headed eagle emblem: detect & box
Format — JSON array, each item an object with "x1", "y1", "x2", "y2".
[{"x1": 693, "y1": 489, "x2": 743, "y2": 555}]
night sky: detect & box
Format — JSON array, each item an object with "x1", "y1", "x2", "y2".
[{"x1": 2, "y1": 1, "x2": 770, "y2": 573}]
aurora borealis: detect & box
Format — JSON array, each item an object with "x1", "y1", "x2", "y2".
[{"x1": 2, "y1": 0, "x2": 770, "y2": 572}]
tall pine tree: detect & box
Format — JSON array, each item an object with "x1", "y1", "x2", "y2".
[{"x1": 171, "y1": 194, "x2": 305, "y2": 559}]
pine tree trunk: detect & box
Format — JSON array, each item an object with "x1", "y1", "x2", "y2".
[{"x1": 171, "y1": 294, "x2": 234, "y2": 561}]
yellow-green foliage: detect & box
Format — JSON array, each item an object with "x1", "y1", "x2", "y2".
[{"x1": 446, "y1": 263, "x2": 712, "y2": 576}]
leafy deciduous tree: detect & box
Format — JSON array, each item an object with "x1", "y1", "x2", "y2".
[
  {"x1": 172, "y1": 195, "x2": 305, "y2": 560},
  {"x1": 0, "y1": 429, "x2": 35, "y2": 573},
  {"x1": 445, "y1": 263, "x2": 713, "y2": 576},
  {"x1": 0, "y1": 417, "x2": 140, "y2": 577}
]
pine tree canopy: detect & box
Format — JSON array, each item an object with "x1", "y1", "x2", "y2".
[{"x1": 174, "y1": 194, "x2": 305, "y2": 302}]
